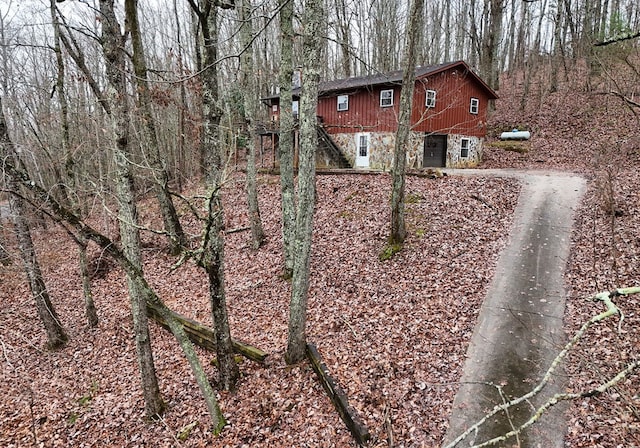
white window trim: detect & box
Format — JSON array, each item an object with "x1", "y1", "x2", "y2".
[
  {"x1": 461, "y1": 138, "x2": 470, "y2": 158},
  {"x1": 470, "y1": 98, "x2": 479, "y2": 114},
  {"x1": 337, "y1": 94, "x2": 349, "y2": 111},
  {"x1": 380, "y1": 89, "x2": 394, "y2": 107},
  {"x1": 426, "y1": 90, "x2": 436, "y2": 108},
  {"x1": 357, "y1": 133, "x2": 369, "y2": 157}
]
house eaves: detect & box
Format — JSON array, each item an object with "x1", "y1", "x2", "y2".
[{"x1": 261, "y1": 60, "x2": 498, "y2": 104}]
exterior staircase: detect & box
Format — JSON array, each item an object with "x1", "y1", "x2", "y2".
[{"x1": 316, "y1": 125, "x2": 351, "y2": 168}]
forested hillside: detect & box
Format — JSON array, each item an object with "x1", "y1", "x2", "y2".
[{"x1": 1, "y1": 0, "x2": 639, "y2": 447}]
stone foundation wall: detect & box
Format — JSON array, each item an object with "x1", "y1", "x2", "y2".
[
  {"x1": 446, "y1": 134, "x2": 482, "y2": 168},
  {"x1": 329, "y1": 131, "x2": 483, "y2": 169}
]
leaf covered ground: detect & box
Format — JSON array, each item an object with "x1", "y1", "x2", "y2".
[
  {"x1": 1, "y1": 173, "x2": 519, "y2": 447},
  {"x1": 485, "y1": 63, "x2": 640, "y2": 447},
  {"x1": 2, "y1": 61, "x2": 640, "y2": 447}
]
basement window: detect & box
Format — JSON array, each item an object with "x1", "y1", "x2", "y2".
[
  {"x1": 461, "y1": 138, "x2": 470, "y2": 158},
  {"x1": 425, "y1": 90, "x2": 436, "y2": 108},
  {"x1": 380, "y1": 89, "x2": 394, "y2": 107},
  {"x1": 337, "y1": 94, "x2": 349, "y2": 111},
  {"x1": 470, "y1": 98, "x2": 479, "y2": 114}
]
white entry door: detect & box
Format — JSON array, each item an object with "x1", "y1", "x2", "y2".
[{"x1": 355, "y1": 133, "x2": 370, "y2": 168}]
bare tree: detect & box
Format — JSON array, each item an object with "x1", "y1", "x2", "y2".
[
  {"x1": 285, "y1": 0, "x2": 324, "y2": 365},
  {"x1": 278, "y1": 0, "x2": 296, "y2": 279},
  {"x1": 50, "y1": 1, "x2": 98, "y2": 327},
  {"x1": 389, "y1": 0, "x2": 424, "y2": 247},
  {"x1": 99, "y1": 0, "x2": 164, "y2": 418},
  {"x1": 480, "y1": 0, "x2": 505, "y2": 90},
  {"x1": 125, "y1": 0, "x2": 188, "y2": 256},
  {"x1": 237, "y1": 0, "x2": 265, "y2": 250},
  {"x1": 189, "y1": 0, "x2": 239, "y2": 391},
  {"x1": 0, "y1": 96, "x2": 68, "y2": 349}
]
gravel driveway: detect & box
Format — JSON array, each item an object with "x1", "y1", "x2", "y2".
[{"x1": 443, "y1": 170, "x2": 586, "y2": 448}]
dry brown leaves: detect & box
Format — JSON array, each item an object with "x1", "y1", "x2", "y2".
[
  {"x1": 3, "y1": 63, "x2": 640, "y2": 448},
  {"x1": 0, "y1": 172, "x2": 519, "y2": 447},
  {"x1": 486, "y1": 64, "x2": 640, "y2": 447}
]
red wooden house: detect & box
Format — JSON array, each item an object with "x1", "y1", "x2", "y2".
[{"x1": 262, "y1": 60, "x2": 498, "y2": 169}]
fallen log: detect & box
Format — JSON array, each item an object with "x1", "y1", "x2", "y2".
[
  {"x1": 147, "y1": 305, "x2": 268, "y2": 363},
  {"x1": 306, "y1": 343, "x2": 371, "y2": 445}
]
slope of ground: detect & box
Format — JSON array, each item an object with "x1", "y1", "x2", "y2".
[
  {"x1": 486, "y1": 62, "x2": 640, "y2": 447},
  {"x1": 0, "y1": 173, "x2": 519, "y2": 447},
  {"x1": 2, "y1": 60, "x2": 640, "y2": 448}
]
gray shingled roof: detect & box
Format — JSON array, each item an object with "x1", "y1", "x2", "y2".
[
  {"x1": 318, "y1": 61, "x2": 455, "y2": 93},
  {"x1": 262, "y1": 60, "x2": 497, "y2": 102}
]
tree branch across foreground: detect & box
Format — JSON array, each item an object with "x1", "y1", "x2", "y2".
[
  {"x1": 147, "y1": 306, "x2": 267, "y2": 363},
  {"x1": 444, "y1": 287, "x2": 640, "y2": 448},
  {"x1": 3, "y1": 161, "x2": 230, "y2": 432},
  {"x1": 594, "y1": 30, "x2": 640, "y2": 46}
]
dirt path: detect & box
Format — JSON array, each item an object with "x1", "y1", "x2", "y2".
[{"x1": 442, "y1": 170, "x2": 586, "y2": 448}]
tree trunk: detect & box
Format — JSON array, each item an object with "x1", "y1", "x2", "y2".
[
  {"x1": 125, "y1": 0, "x2": 187, "y2": 256},
  {"x1": 3, "y1": 153, "x2": 227, "y2": 433},
  {"x1": 389, "y1": 0, "x2": 424, "y2": 247},
  {"x1": 237, "y1": 0, "x2": 265, "y2": 250},
  {"x1": 78, "y1": 234, "x2": 98, "y2": 327},
  {"x1": 336, "y1": 0, "x2": 352, "y2": 77},
  {"x1": 444, "y1": 0, "x2": 451, "y2": 63},
  {"x1": 278, "y1": 0, "x2": 296, "y2": 279},
  {"x1": 198, "y1": 0, "x2": 239, "y2": 391},
  {"x1": 11, "y1": 195, "x2": 69, "y2": 349},
  {"x1": 51, "y1": 1, "x2": 98, "y2": 327},
  {"x1": 285, "y1": 0, "x2": 323, "y2": 365},
  {"x1": 99, "y1": 0, "x2": 164, "y2": 418},
  {"x1": 0, "y1": 224, "x2": 9, "y2": 265},
  {"x1": 514, "y1": 1, "x2": 529, "y2": 70},
  {"x1": 480, "y1": 0, "x2": 504, "y2": 91},
  {"x1": 550, "y1": 0, "x2": 564, "y2": 93},
  {"x1": 0, "y1": 96, "x2": 68, "y2": 349}
]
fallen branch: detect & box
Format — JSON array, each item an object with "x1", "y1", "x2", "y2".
[
  {"x1": 470, "y1": 193, "x2": 495, "y2": 211},
  {"x1": 225, "y1": 226, "x2": 251, "y2": 234},
  {"x1": 445, "y1": 286, "x2": 640, "y2": 448},
  {"x1": 306, "y1": 343, "x2": 371, "y2": 445},
  {"x1": 469, "y1": 360, "x2": 639, "y2": 448},
  {"x1": 594, "y1": 30, "x2": 640, "y2": 46},
  {"x1": 147, "y1": 306, "x2": 268, "y2": 363}
]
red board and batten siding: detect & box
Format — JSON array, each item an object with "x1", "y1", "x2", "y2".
[{"x1": 316, "y1": 68, "x2": 493, "y2": 138}]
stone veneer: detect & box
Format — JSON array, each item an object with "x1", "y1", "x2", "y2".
[{"x1": 329, "y1": 131, "x2": 483, "y2": 169}]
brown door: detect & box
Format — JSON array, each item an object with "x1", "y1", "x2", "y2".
[{"x1": 423, "y1": 135, "x2": 446, "y2": 167}]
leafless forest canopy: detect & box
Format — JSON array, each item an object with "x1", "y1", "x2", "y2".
[
  {"x1": 0, "y1": 0, "x2": 639, "y2": 189},
  {"x1": 1, "y1": 0, "x2": 640, "y2": 447}
]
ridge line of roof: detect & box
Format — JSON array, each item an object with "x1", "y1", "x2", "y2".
[{"x1": 262, "y1": 60, "x2": 498, "y2": 101}]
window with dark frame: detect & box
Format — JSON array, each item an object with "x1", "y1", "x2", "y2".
[
  {"x1": 380, "y1": 89, "x2": 394, "y2": 107},
  {"x1": 461, "y1": 138, "x2": 470, "y2": 158},
  {"x1": 470, "y1": 98, "x2": 479, "y2": 114},
  {"x1": 337, "y1": 94, "x2": 349, "y2": 111},
  {"x1": 426, "y1": 90, "x2": 436, "y2": 108}
]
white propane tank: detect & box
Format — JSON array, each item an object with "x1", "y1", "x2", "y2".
[{"x1": 500, "y1": 129, "x2": 531, "y2": 140}]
